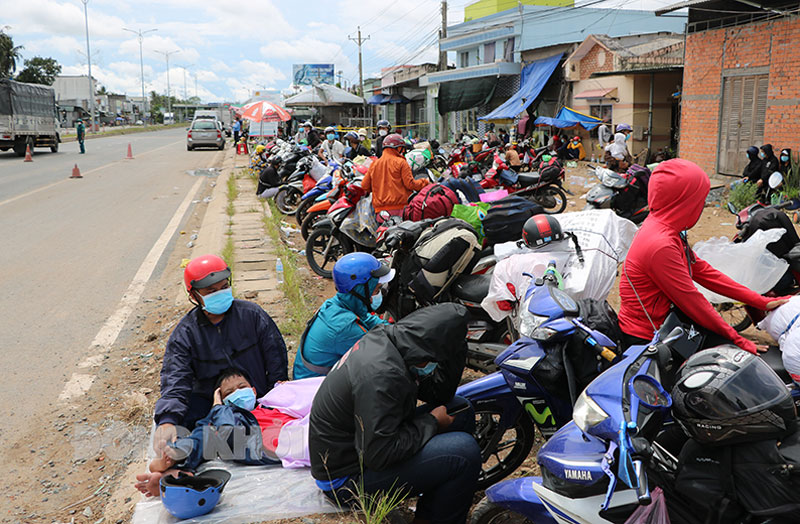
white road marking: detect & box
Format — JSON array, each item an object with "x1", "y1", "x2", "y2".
[
  {"x1": 0, "y1": 139, "x2": 184, "y2": 209},
  {"x1": 59, "y1": 175, "x2": 204, "y2": 402}
]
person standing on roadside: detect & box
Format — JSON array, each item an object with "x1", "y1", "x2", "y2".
[
  {"x1": 76, "y1": 119, "x2": 86, "y2": 154},
  {"x1": 152, "y1": 254, "x2": 288, "y2": 457},
  {"x1": 232, "y1": 118, "x2": 242, "y2": 146}
]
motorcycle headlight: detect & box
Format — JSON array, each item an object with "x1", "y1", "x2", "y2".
[
  {"x1": 573, "y1": 390, "x2": 609, "y2": 433},
  {"x1": 531, "y1": 326, "x2": 559, "y2": 341},
  {"x1": 519, "y1": 313, "x2": 549, "y2": 338}
]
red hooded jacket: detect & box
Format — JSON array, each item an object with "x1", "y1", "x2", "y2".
[{"x1": 619, "y1": 159, "x2": 771, "y2": 353}]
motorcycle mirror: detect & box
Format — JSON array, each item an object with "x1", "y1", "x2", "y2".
[
  {"x1": 727, "y1": 202, "x2": 738, "y2": 215},
  {"x1": 663, "y1": 326, "x2": 684, "y2": 346},
  {"x1": 379, "y1": 210, "x2": 391, "y2": 221},
  {"x1": 769, "y1": 171, "x2": 784, "y2": 189}
]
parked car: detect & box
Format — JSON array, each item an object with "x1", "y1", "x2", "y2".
[{"x1": 187, "y1": 120, "x2": 224, "y2": 151}]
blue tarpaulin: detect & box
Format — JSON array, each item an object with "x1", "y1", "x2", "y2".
[
  {"x1": 534, "y1": 107, "x2": 602, "y2": 130},
  {"x1": 367, "y1": 94, "x2": 388, "y2": 105},
  {"x1": 478, "y1": 53, "x2": 562, "y2": 121}
]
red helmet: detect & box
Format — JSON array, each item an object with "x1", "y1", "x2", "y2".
[
  {"x1": 382, "y1": 133, "x2": 405, "y2": 149},
  {"x1": 184, "y1": 254, "x2": 230, "y2": 292}
]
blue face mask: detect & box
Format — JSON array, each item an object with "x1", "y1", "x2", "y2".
[
  {"x1": 201, "y1": 287, "x2": 234, "y2": 315},
  {"x1": 411, "y1": 362, "x2": 438, "y2": 379},
  {"x1": 327, "y1": 133, "x2": 336, "y2": 141},
  {"x1": 759, "y1": 151, "x2": 766, "y2": 159},
  {"x1": 371, "y1": 292, "x2": 383, "y2": 310},
  {"x1": 224, "y1": 387, "x2": 256, "y2": 411},
  {"x1": 781, "y1": 155, "x2": 789, "y2": 163},
  {"x1": 624, "y1": 134, "x2": 630, "y2": 141}
]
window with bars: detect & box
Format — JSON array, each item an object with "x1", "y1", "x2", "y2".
[{"x1": 718, "y1": 74, "x2": 769, "y2": 175}]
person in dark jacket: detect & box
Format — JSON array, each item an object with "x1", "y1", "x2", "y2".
[
  {"x1": 758, "y1": 143, "x2": 780, "y2": 190},
  {"x1": 342, "y1": 131, "x2": 370, "y2": 160},
  {"x1": 741, "y1": 145, "x2": 763, "y2": 183},
  {"x1": 309, "y1": 303, "x2": 480, "y2": 524},
  {"x1": 257, "y1": 156, "x2": 282, "y2": 199},
  {"x1": 779, "y1": 148, "x2": 792, "y2": 176},
  {"x1": 153, "y1": 254, "x2": 288, "y2": 457},
  {"x1": 76, "y1": 119, "x2": 86, "y2": 154},
  {"x1": 374, "y1": 119, "x2": 391, "y2": 157},
  {"x1": 303, "y1": 121, "x2": 322, "y2": 149}
]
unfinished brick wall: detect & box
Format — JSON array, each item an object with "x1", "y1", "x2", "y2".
[
  {"x1": 680, "y1": 16, "x2": 800, "y2": 175},
  {"x1": 580, "y1": 44, "x2": 615, "y2": 80}
]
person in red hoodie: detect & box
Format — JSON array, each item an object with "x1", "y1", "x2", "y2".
[{"x1": 619, "y1": 158, "x2": 787, "y2": 354}]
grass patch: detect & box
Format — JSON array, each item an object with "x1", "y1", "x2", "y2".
[
  {"x1": 727, "y1": 180, "x2": 759, "y2": 211},
  {"x1": 262, "y1": 199, "x2": 315, "y2": 338},
  {"x1": 224, "y1": 172, "x2": 237, "y2": 291},
  {"x1": 226, "y1": 174, "x2": 239, "y2": 218},
  {"x1": 61, "y1": 122, "x2": 186, "y2": 141}
]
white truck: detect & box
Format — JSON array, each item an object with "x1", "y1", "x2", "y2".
[
  {"x1": 193, "y1": 108, "x2": 232, "y2": 136},
  {"x1": 0, "y1": 79, "x2": 61, "y2": 156}
]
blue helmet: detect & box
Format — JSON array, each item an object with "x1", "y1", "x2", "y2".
[
  {"x1": 344, "y1": 131, "x2": 359, "y2": 142},
  {"x1": 616, "y1": 123, "x2": 632, "y2": 132},
  {"x1": 160, "y1": 469, "x2": 231, "y2": 520},
  {"x1": 333, "y1": 253, "x2": 393, "y2": 294}
]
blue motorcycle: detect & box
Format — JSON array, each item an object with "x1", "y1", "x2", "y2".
[
  {"x1": 295, "y1": 173, "x2": 333, "y2": 226},
  {"x1": 472, "y1": 322, "x2": 800, "y2": 523},
  {"x1": 457, "y1": 262, "x2": 620, "y2": 489}
]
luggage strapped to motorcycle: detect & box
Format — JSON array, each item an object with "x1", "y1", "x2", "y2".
[{"x1": 297, "y1": 308, "x2": 369, "y2": 376}]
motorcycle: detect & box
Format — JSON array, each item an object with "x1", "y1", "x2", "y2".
[
  {"x1": 455, "y1": 262, "x2": 619, "y2": 489},
  {"x1": 471, "y1": 322, "x2": 800, "y2": 524},
  {"x1": 273, "y1": 156, "x2": 323, "y2": 215},
  {"x1": 584, "y1": 164, "x2": 650, "y2": 224},
  {"x1": 481, "y1": 152, "x2": 568, "y2": 214},
  {"x1": 300, "y1": 163, "x2": 365, "y2": 240},
  {"x1": 294, "y1": 173, "x2": 334, "y2": 227}
]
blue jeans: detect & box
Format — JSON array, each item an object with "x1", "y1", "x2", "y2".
[
  {"x1": 325, "y1": 397, "x2": 481, "y2": 524},
  {"x1": 79, "y1": 139, "x2": 85, "y2": 154}
]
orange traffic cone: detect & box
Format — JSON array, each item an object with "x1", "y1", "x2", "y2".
[
  {"x1": 126, "y1": 143, "x2": 134, "y2": 159},
  {"x1": 23, "y1": 145, "x2": 33, "y2": 162},
  {"x1": 70, "y1": 164, "x2": 83, "y2": 179}
]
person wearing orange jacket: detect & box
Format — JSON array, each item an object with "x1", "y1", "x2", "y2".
[{"x1": 361, "y1": 133, "x2": 429, "y2": 219}]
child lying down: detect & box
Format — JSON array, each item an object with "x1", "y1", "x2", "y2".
[{"x1": 136, "y1": 369, "x2": 320, "y2": 497}]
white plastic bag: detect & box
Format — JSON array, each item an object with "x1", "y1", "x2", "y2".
[
  {"x1": 758, "y1": 296, "x2": 800, "y2": 382},
  {"x1": 309, "y1": 156, "x2": 327, "y2": 181},
  {"x1": 693, "y1": 229, "x2": 788, "y2": 304}
]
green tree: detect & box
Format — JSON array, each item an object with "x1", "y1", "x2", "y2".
[
  {"x1": 15, "y1": 56, "x2": 61, "y2": 85},
  {"x1": 0, "y1": 28, "x2": 24, "y2": 79}
]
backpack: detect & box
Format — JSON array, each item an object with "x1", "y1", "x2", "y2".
[
  {"x1": 404, "y1": 218, "x2": 481, "y2": 304},
  {"x1": 538, "y1": 158, "x2": 564, "y2": 183},
  {"x1": 402, "y1": 183, "x2": 459, "y2": 221},
  {"x1": 441, "y1": 176, "x2": 484, "y2": 203},
  {"x1": 481, "y1": 196, "x2": 543, "y2": 247}
]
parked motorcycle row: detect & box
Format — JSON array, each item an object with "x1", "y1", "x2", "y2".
[{"x1": 248, "y1": 137, "x2": 800, "y2": 523}]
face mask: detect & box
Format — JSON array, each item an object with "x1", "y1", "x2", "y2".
[
  {"x1": 411, "y1": 362, "x2": 438, "y2": 379},
  {"x1": 759, "y1": 151, "x2": 766, "y2": 159},
  {"x1": 224, "y1": 387, "x2": 256, "y2": 411},
  {"x1": 781, "y1": 155, "x2": 789, "y2": 163},
  {"x1": 573, "y1": 141, "x2": 579, "y2": 145},
  {"x1": 379, "y1": 129, "x2": 388, "y2": 136},
  {"x1": 201, "y1": 287, "x2": 234, "y2": 315},
  {"x1": 624, "y1": 134, "x2": 630, "y2": 141},
  {"x1": 327, "y1": 133, "x2": 336, "y2": 141},
  {"x1": 370, "y1": 292, "x2": 383, "y2": 310}
]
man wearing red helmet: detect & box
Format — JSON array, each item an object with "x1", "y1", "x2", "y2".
[
  {"x1": 361, "y1": 133, "x2": 429, "y2": 219},
  {"x1": 153, "y1": 254, "x2": 288, "y2": 455}
]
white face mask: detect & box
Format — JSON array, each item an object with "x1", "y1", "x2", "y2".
[{"x1": 379, "y1": 129, "x2": 388, "y2": 136}]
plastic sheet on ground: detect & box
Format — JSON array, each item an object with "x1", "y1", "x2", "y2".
[
  {"x1": 483, "y1": 209, "x2": 637, "y2": 321},
  {"x1": 132, "y1": 461, "x2": 341, "y2": 523},
  {"x1": 693, "y1": 229, "x2": 788, "y2": 304}
]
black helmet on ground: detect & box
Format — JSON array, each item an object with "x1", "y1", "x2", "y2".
[{"x1": 672, "y1": 345, "x2": 796, "y2": 445}]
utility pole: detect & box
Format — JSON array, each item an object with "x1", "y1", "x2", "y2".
[
  {"x1": 439, "y1": 1, "x2": 448, "y2": 142},
  {"x1": 349, "y1": 26, "x2": 370, "y2": 123},
  {"x1": 123, "y1": 28, "x2": 157, "y2": 125},
  {"x1": 155, "y1": 50, "x2": 179, "y2": 122},
  {"x1": 81, "y1": 0, "x2": 96, "y2": 132}
]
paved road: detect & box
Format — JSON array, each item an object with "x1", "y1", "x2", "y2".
[{"x1": 0, "y1": 128, "x2": 223, "y2": 455}]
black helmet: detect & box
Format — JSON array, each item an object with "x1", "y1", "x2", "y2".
[
  {"x1": 672, "y1": 345, "x2": 796, "y2": 445},
  {"x1": 522, "y1": 215, "x2": 566, "y2": 248},
  {"x1": 269, "y1": 155, "x2": 283, "y2": 166},
  {"x1": 377, "y1": 119, "x2": 391, "y2": 130}
]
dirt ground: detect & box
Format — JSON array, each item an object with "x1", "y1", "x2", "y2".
[{"x1": 6, "y1": 160, "x2": 785, "y2": 523}]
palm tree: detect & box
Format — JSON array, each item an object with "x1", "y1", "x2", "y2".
[{"x1": 0, "y1": 28, "x2": 24, "y2": 79}]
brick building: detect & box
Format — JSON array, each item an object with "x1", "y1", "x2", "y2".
[{"x1": 658, "y1": 1, "x2": 800, "y2": 176}]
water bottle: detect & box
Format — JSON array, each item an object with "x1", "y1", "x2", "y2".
[{"x1": 276, "y1": 258, "x2": 284, "y2": 284}]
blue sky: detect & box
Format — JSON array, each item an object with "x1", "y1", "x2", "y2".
[{"x1": 1, "y1": 0, "x2": 679, "y2": 103}]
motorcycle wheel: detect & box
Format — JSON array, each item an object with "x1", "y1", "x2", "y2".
[
  {"x1": 306, "y1": 226, "x2": 350, "y2": 278},
  {"x1": 531, "y1": 185, "x2": 567, "y2": 214},
  {"x1": 473, "y1": 400, "x2": 536, "y2": 490},
  {"x1": 470, "y1": 498, "x2": 533, "y2": 524},
  {"x1": 275, "y1": 187, "x2": 302, "y2": 215},
  {"x1": 301, "y1": 210, "x2": 326, "y2": 240},
  {"x1": 715, "y1": 302, "x2": 752, "y2": 332},
  {"x1": 294, "y1": 197, "x2": 316, "y2": 226}
]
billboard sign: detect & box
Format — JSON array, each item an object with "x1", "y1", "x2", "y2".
[{"x1": 293, "y1": 64, "x2": 335, "y2": 86}]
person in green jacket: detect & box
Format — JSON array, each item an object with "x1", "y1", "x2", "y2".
[
  {"x1": 76, "y1": 119, "x2": 86, "y2": 154},
  {"x1": 293, "y1": 253, "x2": 393, "y2": 379}
]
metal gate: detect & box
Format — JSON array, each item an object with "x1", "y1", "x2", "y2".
[{"x1": 717, "y1": 74, "x2": 768, "y2": 175}]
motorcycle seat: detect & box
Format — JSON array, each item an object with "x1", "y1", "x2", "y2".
[
  {"x1": 516, "y1": 172, "x2": 540, "y2": 187},
  {"x1": 451, "y1": 273, "x2": 492, "y2": 304},
  {"x1": 760, "y1": 345, "x2": 792, "y2": 384}
]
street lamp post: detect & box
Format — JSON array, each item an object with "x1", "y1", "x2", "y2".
[
  {"x1": 123, "y1": 27, "x2": 157, "y2": 125},
  {"x1": 80, "y1": 0, "x2": 96, "y2": 132},
  {"x1": 179, "y1": 64, "x2": 194, "y2": 121},
  {"x1": 155, "y1": 50, "x2": 179, "y2": 123}
]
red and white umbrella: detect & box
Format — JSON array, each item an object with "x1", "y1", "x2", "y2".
[{"x1": 240, "y1": 101, "x2": 291, "y2": 122}]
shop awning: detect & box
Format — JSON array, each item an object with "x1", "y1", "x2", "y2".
[
  {"x1": 574, "y1": 87, "x2": 616, "y2": 99},
  {"x1": 478, "y1": 53, "x2": 562, "y2": 121},
  {"x1": 438, "y1": 76, "x2": 498, "y2": 114},
  {"x1": 367, "y1": 94, "x2": 387, "y2": 105},
  {"x1": 534, "y1": 106, "x2": 603, "y2": 130}
]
